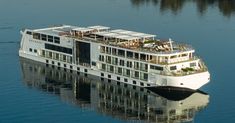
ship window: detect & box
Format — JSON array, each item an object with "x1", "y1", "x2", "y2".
[
  {"x1": 118, "y1": 49, "x2": 125, "y2": 57},
  {"x1": 106, "y1": 47, "x2": 111, "y2": 54},
  {"x1": 34, "y1": 49, "x2": 37, "y2": 53},
  {"x1": 150, "y1": 65, "x2": 163, "y2": 71},
  {"x1": 26, "y1": 31, "x2": 32, "y2": 35},
  {"x1": 106, "y1": 56, "x2": 111, "y2": 64},
  {"x1": 101, "y1": 64, "x2": 106, "y2": 70},
  {"x1": 126, "y1": 69, "x2": 130, "y2": 76},
  {"x1": 181, "y1": 54, "x2": 188, "y2": 57},
  {"x1": 140, "y1": 54, "x2": 146, "y2": 61},
  {"x1": 134, "y1": 53, "x2": 139, "y2": 59},
  {"x1": 29, "y1": 48, "x2": 32, "y2": 52},
  {"x1": 134, "y1": 71, "x2": 139, "y2": 78},
  {"x1": 144, "y1": 73, "x2": 148, "y2": 80},
  {"x1": 41, "y1": 50, "x2": 45, "y2": 57},
  {"x1": 33, "y1": 33, "x2": 40, "y2": 40},
  {"x1": 100, "y1": 46, "x2": 105, "y2": 53},
  {"x1": 112, "y1": 48, "x2": 117, "y2": 55},
  {"x1": 118, "y1": 67, "x2": 122, "y2": 74},
  {"x1": 170, "y1": 55, "x2": 177, "y2": 59},
  {"x1": 45, "y1": 43, "x2": 72, "y2": 54},
  {"x1": 55, "y1": 53, "x2": 59, "y2": 60},
  {"x1": 99, "y1": 55, "x2": 104, "y2": 62},
  {"x1": 119, "y1": 59, "x2": 124, "y2": 66},
  {"x1": 127, "y1": 51, "x2": 133, "y2": 58},
  {"x1": 54, "y1": 37, "x2": 60, "y2": 44},
  {"x1": 190, "y1": 62, "x2": 196, "y2": 67},
  {"x1": 92, "y1": 61, "x2": 96, "y2": 66},
  {"x1": 134, "y1": 62, "x2": 139, "y2": 70},
  {"x1": 140, "y1": 82, "x2": 144, "y2": 86},
  {"x1": 133, "y1": 81, "x2": 136, "y2": 84},
  {"x1": 41, "y1": 34, "x2": 47, "y2": 41},
  {"x1": 48, "y1": 35, "x2": 53, "y2": 42},
  {"x1": 170, "y1": 66, "x2": 177, "y2": 70},
  {"x1": 127, "y1": 61, "x2": 132, "y2": 68},
  {"x1": 109, "y1": 65, "x2": 114, "y2": 72}
]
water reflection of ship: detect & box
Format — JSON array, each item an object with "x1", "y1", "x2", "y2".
[
  {"x1": 20, "y1": 58, "x2": 209, "y2": 123},
  {"x1": 130, "y1": 0, "x2": 235, "y2": 17}
]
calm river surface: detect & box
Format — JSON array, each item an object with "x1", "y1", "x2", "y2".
[{"x1": 0, "y1": 0, "x2": 235, "y2": 122}]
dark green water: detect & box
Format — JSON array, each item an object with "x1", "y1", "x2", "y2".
[{"x1": 0, "y1": 0, "x2": 235, "y2": 122}]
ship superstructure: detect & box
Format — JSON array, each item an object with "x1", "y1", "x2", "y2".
[{"x1": 19, "y1": 25, "x2": 210, "y2": 90}]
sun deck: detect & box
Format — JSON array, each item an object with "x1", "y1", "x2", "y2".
[{"x1": 33, "y1": 25, "x2": 194, "y2": 55}]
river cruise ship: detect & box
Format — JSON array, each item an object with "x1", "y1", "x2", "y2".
[{"x1": 19, "y1": 25, "x2": 210, "y2": 90}]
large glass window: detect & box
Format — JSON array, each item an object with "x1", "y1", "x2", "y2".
[
  {"x1": 118, "y1": 49, "x2": 125, "y2": 57},
  {"x1": 127, "y1": 51, "x2": 133, "y2": 58},
  {"x1": 33, "y1": 33, "x2": 40, "y2": 40},
  {"x1": 41, "y1": 34, "x2": 47, "y2": 41},
  {"x1": 119, "y1": 59, "x2": 124, "y2": 66},
  {"x1": 54, "y1": 37, "x2": 60, "y2": 44},
  {"x1": 48, "y1": 35, "x2": 53, "y2": 42}
]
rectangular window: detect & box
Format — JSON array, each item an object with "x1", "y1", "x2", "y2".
[
  {"x1": 54, "y1": 37, "x2": 60, "y2": 44},
  {"x1": 150, "y1": 65, "x2": 163, "y2": 71},
  {"x1": 127, "y1": 51, "x2": 133, "y2": 58},
  {"x1": 106, "y1": 47, "x2": 111, "y2": 54},
  {"x1": 41, "y1": 50, "x2": 45, "y2": 57},
  {"x1": 26, "y1": 31, "x2": 32, "y2": 35},
  {"x1": 99, "y1": 55, "x2": 104, "y2": 62},
  {"x1": 34, "y1": 49, "x2": 37, "y2": 53},
  {"x1": 118, "y1": 67, "x2": 122, "y2": 75},
  {"x1": 134, "y1": 53, "x2": 139, "y2": 59},
  {"x1": 170, "y1": 66, "x2": 177, "y2": 70},
  {"x1": 133, "y1": 81, "x2": 136, "y2": 84},
  {"x1": 48, "y1": 35, "x2": 53, "y2": 42},
  {"x1": 118, "y1": 49, "x2": 125, "y2": 57},
  {"x1": 112, "y1": 48, "x2": 117, "y2": 55},
  {"x1": 110, "y1": 65, "x2": 114, "y2": 73},
  {"x1": 102, "y1": 64, "x2": 106, "y2": 70},
  {"x1": 134, "y1": 62, "x2": 139, "y2": 70},
  {"x1": 33, "y1": 33, "x2": 40, "y2": 40},
  {"x1": 55, "y1": 53, "x2": 59, "y2": 60},
  {"x1": 112, "y1": 57, "x2": 118, "y2": 65},
  {"x1": 127, "y1": 61, "x2": 132, "y2": 68},
  {"x1": 92, "y1": 61, "x2": 96, "y2": 66},
  {"x1": 45, "y1": 43, "x2": 72, "y2": 54},
  {"x1": 126, "y1": 69, "x2": 130, "y2": 76},
  {"x1": 41, "y1": 34, "x2": 47, "y2": 41},
  {"x1": 190, "y1": 62, "x2": 196, "y2": 67},
  {"x1": 119, "y1": 59, "x2": 124, "y2": 66},
  {"x1": 106, "y1": 56, "x2": 111, "y2": 64},
  {"x1": 100, "y1": 46, "x2": 105, "y2": 53},
  {"x1": 134, "y1": 71, "x2": 139, "y2": 78},
  {"x1": 29, "y1": 48, "x2": 32, "y2": 52},
  {"x1": 140, "y1": 54, "x2": 146, "y2": 61}
]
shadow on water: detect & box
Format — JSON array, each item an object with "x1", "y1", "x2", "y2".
[
  {"x1": 130, "y1": 0, "x2": 235, "y2": 17},
  {"x1": 20, "y1": 58, "x2": 209, "y2": 123}
]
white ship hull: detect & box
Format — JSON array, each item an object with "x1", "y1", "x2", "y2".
[{"x1": 19, "y1": 50, "x2": 209, "y2": 90}]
